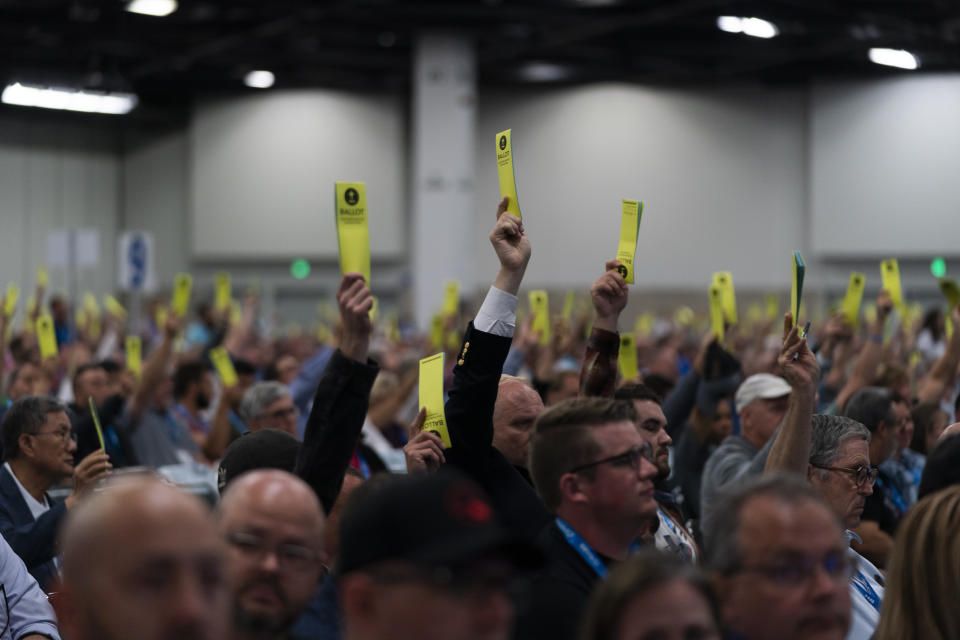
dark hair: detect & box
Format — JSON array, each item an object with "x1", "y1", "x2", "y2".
[
  {"x1": 614, "y1": 383, "x2": 664, "y2": 406},
  {"x1": 72, "y1": 363, "x2": 106, "y2": 391},
  {"x1": 529, "y1": 397, "x2": 636, "y2": 510},
  {"x1": 580, "y1": 549, "x2": 720, "y2": 640},
  {"x1": 918, "y1": 434, "x2": 960, "y2": 500},
  {"x1": 98, "y1": 360, "x2": 122, "y2": 375},
  {"x1": 922, "y1": 308, "x2": 943, "y2": 343},
  {"x1": 640, "y1": 374, "x2": 674, "y2": 400},
  {"x1": 233, "y1": 359, "x2": 256, "y2": 377},
  {"x1": 173, "y1": 361, "x2": 208, "y2": 400},
  {"x1": 2, "y1": 396, "x2": 68, "y2": 460},
  {"x1": 843, "y1": 387, "x2": 895, "y2": 433},
  {"x1": 910, "y1": 402, "x2": 948, "y2": 455}
]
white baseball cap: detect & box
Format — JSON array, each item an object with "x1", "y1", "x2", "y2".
[{"x1": 735, "y1": 373, "x2": 791, "y2": 414}]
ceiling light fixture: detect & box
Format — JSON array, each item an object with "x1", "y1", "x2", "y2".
[
  {"x1": 518, "y1": 62, "x2": 570, "y2": 82},
  {"x1": 1, "y1": 83, "x2": 138, "y2": 114},
  {"x1": 125, "y1": 0, "x2": 177, "y2": 17},
  {"x1": 868, "y1": 48, "x2": 919, "y2": 70},
  {"x1": 717, "y1": 16, "x2": 779, "y2": 39},
  {"x1": 244, "y1": 70, "x2": 275, "y2": 89}
]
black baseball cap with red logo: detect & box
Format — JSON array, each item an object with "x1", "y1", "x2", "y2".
[{"x1": 335, "y1": 469, "x2": 543, "y2": 577}]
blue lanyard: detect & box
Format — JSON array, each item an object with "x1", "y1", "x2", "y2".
[
  {"x1": 876, "y1": 477, "x2": 907, "y2": 515},
  {"x1": 851, "y1": 570, "x2": 881, "y2": 611},
  {"x1": 555, "y1": 518, "x2": 611, "y2": 578}
]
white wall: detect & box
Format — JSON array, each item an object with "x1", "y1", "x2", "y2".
[
  {"x1": 189, "y1": 90, "x2": 407, "y2": 261},
  {"x1": 474, "y1": 84, "x2": 809, "y2": 292}
]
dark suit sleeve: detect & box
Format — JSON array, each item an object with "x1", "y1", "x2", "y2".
[
  {"x1": 0, "y1": 499, "x2": 66, "y2": 573},
  {"x1": 443, "y1": 323, "x2": 551, "y2": 541},
  {"x1": 293, "y1": 349, "x2": 379, "y2": 514}
]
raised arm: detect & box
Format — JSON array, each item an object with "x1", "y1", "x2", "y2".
[
  {"x1": 579, "y1": 260, "x2": 627, "y2": 398},
  {"x1": 764, "y1": 313, "x2": 821, "y2": 474},
  {"x1": 127, "y1": 313, "x2": 183, "y2": 422},
  {"x1": 835, "y1": 290, "x2": 893, "y2": 412},
  {"x1": 916, "y1": 304, "x2": 960, "y2": 404}
]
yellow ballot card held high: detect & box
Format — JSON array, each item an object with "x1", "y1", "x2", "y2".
[
  {"x1": 36, "y1": 314, "x2": 58, "y2": 359},
  {"x1": 712, "y1": 271, "x2": 737, "y2": 325},
  {"x1": 616, "y1": 200, "x2": 644, "y2": 284},
  {"x1": 126, "y1": 336, "x2": 142, "y2": 377},
  {"x1": 530, "y1": 290, "x2": 551, "y2": 346},
  {"x1": 495, "y1": 129, "x2": 521, "y2": 218},
  {"x1": 443, "y1": 281, "x2": 460, "y2": 318},
  {"x1": 939, "y1": 278, "x2": 960, "y2": 309},
  {"x1": 172, "y1": 273, "x2": 192, "y2": 317},
  {"x1": 36, "y1": 266, "x2": 48, "y2": 289},
  {"x1": 562, "y1": 291, "x2": 576, "y2": 322},
  {"x1": 104, "y1": 295, "x2": 126, "y2": 319},
  {"x1": 842, "y1": 272, "x2": 866, "y2": 326},
  {"x1": 619, "y1": 334, "x2": 639, "y2": 381},
  {"x1": 791, "y1": 251, "x2": 806, "y2": 326},
  {"x1": 215, "y1": 272, "x2": 232, "y2": 312},
  {"x1": 880, "y1": 259, "x2": 904, "y2": 310},
  {"x1": 3, "y1": 283, "x2": 18, "y2": 318},
  {"x1": 335, "y1": 182, "x2": 371, "y2": 286},
  {"x1": 88, "y1": 397, "x2": 106, "y2": 450},
  {"x1": 709, "y1": 285, "x2": 725, "y2": 340},
  {"x1": 209, "y1": 346, "x2": 238, "y2": 388},
  {"x1": 419, "y1": 353, "x2": 452, "y2": 448}
]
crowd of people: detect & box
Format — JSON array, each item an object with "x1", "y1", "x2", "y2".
[{"x1": 0, "y1": 195, "x2": 958, "y2": 639}]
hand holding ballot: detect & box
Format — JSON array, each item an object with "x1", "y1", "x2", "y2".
[
  {"x1": 491, "y1": 196, "x2": 531, "y2": 295},
  {"x1": 337, "y1": 272, "x2": 374, "y2": 364},
  {"x1": 65, "y1": 450, "x2": 112, "y2": 510},
  {"x1": 777, "y1": 311, "x2": 820, "y2": 399},
  {"x1": 590, "y1": 259, "x2": 628, "y2": 333},
  {"x1": 403, "y1": 408, "x2": 446, "y2": 475}
]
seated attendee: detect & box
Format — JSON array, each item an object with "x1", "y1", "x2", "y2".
[
  {"x1": 874, "y1": 484, "x2": 960, "y2": 640},
  {"x1": 918, "y1": 432, "x2": 960, "y2": 499},
  {"x1": 805, "y1": 415, "x2": 884, "y2": 640},
  {"x1": 515, "y1": 397, "x2": 659, "y2": 640},
  {"x1": 908, "y1": 401, "x2": 948, "y2": 456},
  {"x1": 703, "y1": 473, "x2": 851, "y2": 640},
  {"x1": 239, "y1": 382, "x2": 299, "y2": 437},
  {"x1": 54, "y1": 475, "x2": 229, "y2": 640},
  {"x1": 337, "y1": 470, "x2": 540, "y2": 640},
  {"x1": 216, "y1": 470, "x2": 326, "y2": 640},
  {"x1": 0, "y1": 532, "x2": 61, "y2": 639},
  {"x1": 879, "y1": 395, "x2": 923, "y2": 508},
  {"x1": 70, "y1": 362, "x2": 136, "y2": 466},
  {"x1": 170, "y1": 360, "x2": 215, "y2": 446},
  {"x1": 0, "y1": 396, "x2": 110, "y2": 590},
  {"x1": 842, "y1": 387, "x2": 903, "y2": 568},
  {"x1": 492, "y1": 375, "x2": 544, "y2": 478},
  {"x1": 579, "y1": 548, "x2": 721, "y2": 640}
]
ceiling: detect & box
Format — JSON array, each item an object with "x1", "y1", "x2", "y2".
[{"x1": 1, "y1": 0, "x2": 958, "y2": 124}]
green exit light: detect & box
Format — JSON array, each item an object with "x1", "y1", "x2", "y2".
[
  {"x1": 290, "y1": 259, "x2": 311, "y2": 280},
  {"x1": 931, "y1": 257, "x2": 946, "y2": 278}
]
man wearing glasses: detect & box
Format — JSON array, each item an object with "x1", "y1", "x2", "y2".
[
  {"x1": 806, "y1": 415, "x2": 884, "y2": 640},
  {"x1": 216, "y1": 469, "x2": 325, "y2": 640},
  {"x1": 514, "y1": 396, "x2": 659, "y2": 640},
  {"x1": 0, "y1": 397, "x2": 110, "y2": 591},
  {"x1": 239, "y1": 383, "x2": 300, "y2": 437},
  {"x1": 704, "y1": 473, "x2": 852, "y2": 640}
]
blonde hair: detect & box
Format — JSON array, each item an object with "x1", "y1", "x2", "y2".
[{"x1": 874, "y1": 484, "x2": 960, "y2": 640}]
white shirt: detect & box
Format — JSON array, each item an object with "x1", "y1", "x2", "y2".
[
  {"x1": 474, "y1": 286, "x2": 518, "y2": 338},
  {"x1": 360, "y1": 418, "x2": 409, "y2": 473},
  {"x1": 845, "y1": 531, "x2": 884, "y2": 640},
  {"x1": 4, "y1": 463, "x2": 49, "y2": 521}
]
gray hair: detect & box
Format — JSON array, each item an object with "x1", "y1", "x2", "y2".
[
  {"x1": 843, "y1": 386, "x2": 895, "y2": 433},
  {"x1": 809, "y1": 414, "x2": 871, "y2": 468},
  {"x1": 239, "y1": 382, "x2": 291, "y2": 424},
  {"x1": 1, "y1": 396, "x2": 68, "y2": 460},
  {"x1": 703, "y1": 472, "x2": 835, "y2": 575}
]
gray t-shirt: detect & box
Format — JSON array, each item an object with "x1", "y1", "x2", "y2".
[
  {"x1": 125, "y1": 407, "x2": 198, "y2": 468},
  {"x1": 699, "y1": 431, "x2": 776, "y2": 528}
]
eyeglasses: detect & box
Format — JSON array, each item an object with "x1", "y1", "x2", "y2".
[
  {"x1": 736, "y1": 551, "x2": 854, "y2": 587},
  {"x1": 224, "y1": 531, "x2": 321, "y2": 572},
  {"x1": 810, "y1": 463, "x2": 879, "y2": 487},
  {"x1": 568, "y1": 442, "x2": 654, "y2": 474},
  {"x1": 264, "y1": 406, "x2": 299, "y2": 421},
  {"x1": 33, "y1": 428, "x2": 77, "y2": 444}
]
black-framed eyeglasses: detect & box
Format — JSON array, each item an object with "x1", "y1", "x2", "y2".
[
  {"x1": 224, "y1": 531, "x2": 321, "y2": 572},
  {"x1": 735, "y1": 551, "x2": 854, "y2": 586},
  {"x1": 810, "y1": 463, "x2": 878, "y2": 487},
  {"x1": 569, "y1": 442, "x2": 654, "y2": 474},
  {"x1": 33, "y1": 429, "x2": 77, "y2": 444}
]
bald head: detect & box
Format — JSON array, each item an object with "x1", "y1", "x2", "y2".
[
  {"x1": 937, "y1": 422, "x2": 960, "y2": 445},
  {"x1": 58, "y1": 475, "x2": 228, "y2": 640},
  {"x1": 217, "y1": 469, "x2": 325, "y2": 538},
  {"x1": 493, "y1": 377, "x2": 544, "y2": 468}
]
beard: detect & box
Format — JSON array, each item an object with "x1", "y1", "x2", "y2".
[
  {"x1": 232, "y1": 576, "x2": 295, "y2": 636},
  {"x1": 196, "y1": 391, "x2": 212, "y2": 410}
]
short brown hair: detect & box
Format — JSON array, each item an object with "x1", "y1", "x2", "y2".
[{"x1": 528, "y1": 397, "x2": 636, "y2": 511}]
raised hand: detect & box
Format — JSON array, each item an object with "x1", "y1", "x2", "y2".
[
  {"x1": 491, "y1": 197, "x2": 531, "y2": 295},
  {"x1": 66, "y1": 450, "x2": 112, "y2": 509},
  {"x1": 590, "y1": 259, "x2": 628, "y2": 332},
  {"x1": 778, "y1": 312, "x2": 820, "y2": 397},
  {"x1": 403, "y1": 408, "x2": 446, "y2": 475},
  {"x1": 337, "y1": 273, "x2": 374, "y2": 363}
]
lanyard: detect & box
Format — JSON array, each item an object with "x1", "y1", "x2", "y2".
[
  {"x1": 555, "y1": 518, "x2": 610, "y2": 579},
  {"x1": 851, "y1": 569, "x2": 881, "y2": 611},
  {"x1": 876, "y1": 476, "x2": 907, "y2": 516}
]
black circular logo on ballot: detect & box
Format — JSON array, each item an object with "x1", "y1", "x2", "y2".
[
  {"x1": 344, "y1": 188, "x2": 359, "y2": 206},
  {"x1": 499, "y1": 135, "x2": 507, "y2": 151},
  {"x1": 617, "y1": 265, "x2": 628, "y2": 279}
]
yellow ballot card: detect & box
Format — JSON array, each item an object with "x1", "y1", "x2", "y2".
[
  {"x1": 562, "y1": 291, "x2": 576, "y2": 322},
  {"x1": 940, "y1": 278, "x2": 960, "y2": 309},
  {"x1": 88, "y1": 398, "x2": 106, "y2": 450},
  {"x1": 530, "y1": 290, "x2": 551, "y2": 346},
  {"x1": 215, "y1": 271, "x2": 232, "y2": 312},
  {"x1": 36, "y1": 314, "x2": 57, "y2": 359},
  {"x1": 3, "y1": 283, "x2": 18, "y2": 318},
  {"x1": 619, "y1": 334, "x2": 639, "y2": 381},
  {"x1": 791, "y1": 251, "x2": 806, "y2": 326},
  {"x1": 842, "y1": 272, "x2": 866, "y2": 326},
  {"x1": 495, "y1": 129, "x2": 521, "y2": 218},
  {"x1": 443, "y1": 281, "x2": 460, "y2": 318},
  {"x1": 104, "y1": 295, "x2": 126, "y2": 319},
  {"x1": 36, "y1": 266, "x2": 48, "y2": 289},
  {"x1": 765, "y1": 294, "x2": 780, "y2": 322},
  {"x1": 635, "y1": 312, "x2": 655, "y2": 337},
  {"x1": 747, "y1": 303, "x2": 763, "y2": 326},
  {"x1": 616, "y1": 200, "x2": 644, "y2": 284},
  {"x1": 83, "y1": 292, "x2": 99, "y2": 316},
  {"x1": 712, "y1": 271, "x2": 737, "y2": 325},
  {"x1": 334, "y1": 182, "x2": 371, "y2": 286},
  {"x1": 230, "y1": 300, "x2": 243, "y2": 326},
  {"x1": 430, "y1": 314, "x2": 444, "y2": 351},
  {"x1": 369, "y1": 296, "x2": 379, "y2": 322},
  {"x1": 126, "y1": 336, "x2": 142, "y2": 377},
  {"x1": 209, "y1": 346, "x2": 238, "y2": 388},
  {"x1": 172, "y1": 273, "x2": 192, "y2": 317},
  {"x1": 709, "y1": 285, "x2": 725, "y2": 340},
  {"x1": 880, "y1": 259, "x2": 903, "y2": 310},
  {"x1": 418, "y1": 352, "x2": 452, "y2": 448}
]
